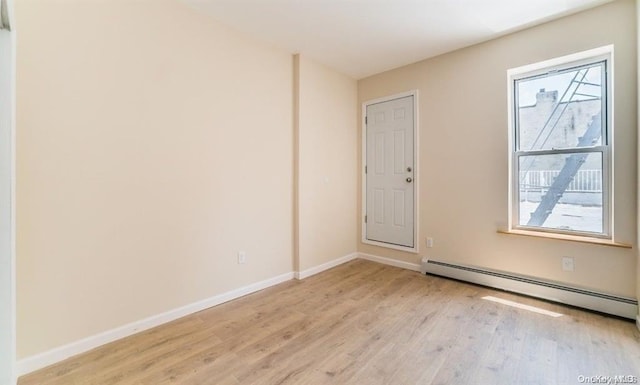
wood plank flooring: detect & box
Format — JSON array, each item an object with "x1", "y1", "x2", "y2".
[{"x1": 19, "y1": 259, "x2": 640, "y2": 384}]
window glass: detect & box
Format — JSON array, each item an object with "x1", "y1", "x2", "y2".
[
  {"x1": 516, "y1": 62, "x2": 604, "y2": 151},
  {"x1": 510, "y1": 50, "x2": 610, "y2": 237},
  {"x1": 518, "y1": 152, "x2": 603, "y2": 234}
]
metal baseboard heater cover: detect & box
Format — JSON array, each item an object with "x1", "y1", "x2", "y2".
[{"x1": 421, "y1": 258, "x2": 638, "y2": 319}]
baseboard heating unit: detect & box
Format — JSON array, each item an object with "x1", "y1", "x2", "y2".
[{"x1": 421, "y1": 258, "x2": 638, "y2": 319}]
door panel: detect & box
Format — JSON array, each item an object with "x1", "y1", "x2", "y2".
[
  {"x1": 365, "y1": 95, "x2": 414, "y2": 248},
  {"x1": 393, "y1": 189, "x2": 405, "y2": 226}
]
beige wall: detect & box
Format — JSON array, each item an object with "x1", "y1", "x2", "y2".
[
  {"x1": 296, "y1": 55, "x2": 357, "y2": 271},
  {"x1": 16, "y1": 0, "x2": 294, "y2": 358},
  {"x1": 15, "y1": 0, "x2": 637, "y2": 365},
  {"x1": 359, "y1": 0, "x2": 638, "y2": 297}
]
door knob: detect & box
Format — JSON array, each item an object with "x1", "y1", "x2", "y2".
[{"x1": 406, "y1": 177, "x2": 412, "y2": 183}]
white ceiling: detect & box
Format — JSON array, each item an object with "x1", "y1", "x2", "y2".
[{"x1": 184, "y1": 0, "x2": 613, "y2": 79}]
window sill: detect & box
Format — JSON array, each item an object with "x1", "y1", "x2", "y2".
[{"x1": 497, "y1": 229, "x2": 632, "y2": 249}]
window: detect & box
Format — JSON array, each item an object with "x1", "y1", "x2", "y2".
[{"x1": 508, "y1": 47, "x2": 612, "y2": 238}]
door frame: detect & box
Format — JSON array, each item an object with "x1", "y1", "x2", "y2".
[
  {"x1": 0, "y1": 0, "x2": 16, "y2": 382},
  {"x1": 361, "y1": 90, "x2": 419, "y2": 253}
]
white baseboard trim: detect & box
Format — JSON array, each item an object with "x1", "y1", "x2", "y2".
[
  {"x1": 295, "y1": 252, "x2": 359, "y2": 280},
  {"x1": 16, "y1": 252, "x2": 421, "y2": 377},
  {"x1": 358, "y1": 252, "x2": 421, "y2": 272},
  {"x1": 15, "y1": 271, "x2": 294, "y2": 377},
  {"x1": 637, "y1": 314, "x2": 640, "y2": 332}
]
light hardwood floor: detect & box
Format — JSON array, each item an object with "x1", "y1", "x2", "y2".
[{"x1": 19, "y1": 259, "x2": 640, "y2": 385}]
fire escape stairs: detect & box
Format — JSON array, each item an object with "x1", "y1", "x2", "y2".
[{"x1": 522, "y1": 68, "x2": 602, "y2": 227}]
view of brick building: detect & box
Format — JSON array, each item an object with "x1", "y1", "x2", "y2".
[{"x1": 517, "y1": 86, "x2": 603, "y2": 232}]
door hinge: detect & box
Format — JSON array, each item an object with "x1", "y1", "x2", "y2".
[
  {"x1": 365, "y1": 116, "x2": 368, "y2": 124},
  {"x1": 365, "y1": 165, "x2": 367, "y2": 174},
  {"x1": 365, "y1": 215, "x2": 367, "y2": 223}
]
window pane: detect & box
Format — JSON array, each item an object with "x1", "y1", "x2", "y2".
[
  {"x1": 516, "y1": 62, "x2": 604, "y2": 151},
  {"x1": 518, "y1": 152, "x2": 602, "y2": 233}
]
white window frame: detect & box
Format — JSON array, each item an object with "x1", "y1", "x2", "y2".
[{"x1": 507, "y1": 45, "x2": 613, "y2": 239}]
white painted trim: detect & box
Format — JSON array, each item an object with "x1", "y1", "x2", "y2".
[
  {"x1": 295, "y1": 252, "x2": 358, "y2": 280},
  {"x1": 15, "y1": 271, "x2": 294, "y2": 377},
  {"x1": 506, "y1": 45, "x2": 614, "y2": 240},
  {"x1": 507, "y1": 44, "x2": 614, "y2": 77},
  {"x1": 506, "y1": 65, "x2": 516, "y2": 235},
  {"x1": 14, "y1": 251, "x2": 427, "y2": 377},
  {"x1": 636, "y1": 314, "x2": 640, "y2": 332},
  {"x1": 6, "y1": 1, "x2": 14, "y2": 382},
  {"x1": 8, "y1": 24, "x2": 15, "y2": 385},
  {"x1": 360, "y1": 239, "x2": 417, "y2": 253},
  {"x1": 362, "y1": 90, "x2": 418, "y2": 107},
  {"x1": 295, "y1": 250, "x2": 425, "y2": 274},
  {"x1": 358, "y1": 252, "x2": 421, "y2": 272},
  {"x1": 361, "y1": 90, "x2": 419, "y2": 253}
]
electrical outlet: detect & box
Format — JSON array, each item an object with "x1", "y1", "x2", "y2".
[
  {"x1": 561, "y1": 256, "x2": 574, "y2": 272},
  {"x1": 238, "y1": 251, "x2": 246, "y2": 264},
  {"x1": 426, "y1": 237, "x2": 434, "y2": 248}
]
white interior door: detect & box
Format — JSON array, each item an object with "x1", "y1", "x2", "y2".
[{"x1": 365, "y1": 95, "x2": 415, "y2": 249}]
